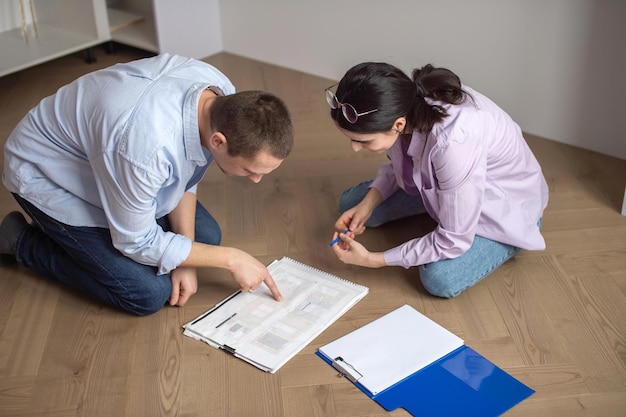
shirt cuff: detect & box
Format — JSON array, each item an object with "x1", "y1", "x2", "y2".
[
  {"x1": 383, "y1": 247, "x2": 410, "y2": 268},
  {"x1": 157, "y1": 234, "x2": 192, "y2": 275}
]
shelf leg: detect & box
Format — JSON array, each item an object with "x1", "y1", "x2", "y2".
[
  {"x1": 104, "y1": 41, "x2": 117, "y2": 55},
  {"x1": 85, "y1": 47, "x2": 97, "y2": 64}
]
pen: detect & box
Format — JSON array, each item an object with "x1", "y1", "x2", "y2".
[{"x1": 329, "y1": 229, "x2": 350, "y2": 247}]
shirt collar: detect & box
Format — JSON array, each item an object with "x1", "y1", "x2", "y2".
[{"x1": 183, "y1": 83, "x2": 223, "y2": 163}]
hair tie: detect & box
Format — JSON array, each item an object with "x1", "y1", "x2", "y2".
[{"x1": 415, "y1": 80, "x2": 426, "y2": 97}]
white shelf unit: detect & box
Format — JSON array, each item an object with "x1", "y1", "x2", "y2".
[
  {"x1": 106, "y1": 0, "x2": 222, "y2": 59},
  {"x1": 0, "y1": 0, "x2": 110, "y2": 77},
  {"x1": 106, "y1": 3, "x2": 157, "y2": 52}
]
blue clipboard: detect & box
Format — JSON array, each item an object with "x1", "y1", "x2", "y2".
[{"x1": 316, "y1": 306, "x2": 534, "y2": 416}]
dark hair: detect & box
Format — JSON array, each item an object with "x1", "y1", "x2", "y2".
[
  {"x1": 411, "y1": 64, "x2": 468, "y2": 132},
  {"x1": 331, "y1": 62, "x2": 469, "y2": 133},
  {"x1": 209, "y1": 90, "x2": 294, "y2": 159}
]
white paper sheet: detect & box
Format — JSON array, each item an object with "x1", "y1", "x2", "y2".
[{"x1": 317, "y1": 304, "x2": 464, "y2": 395}]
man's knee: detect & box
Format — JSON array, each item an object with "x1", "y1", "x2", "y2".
[
  {"x1": 195, "y1": 202, "x2": 222, "y2": 245},
  {"x1": 195, "y1": 222, "x2": 221, "y2": 245},
  {"x1": 118, "y1": 277, "x2": 171, "y2": 316},
  {"x1": 201, "y1": 227, "x2": 221, "y2": 246}
]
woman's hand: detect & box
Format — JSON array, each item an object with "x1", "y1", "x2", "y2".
[
  {"x1": 330, "y1": 232, "x2": 386, "y2": 268},
  {"x1": 335, "y1": 187, "x2": 383, "y2": 235},
  {"x1": 335, "y1": 203, "x2": 372, "y2": 235}
]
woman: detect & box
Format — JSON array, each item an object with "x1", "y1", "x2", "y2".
[{"x1": 328, "y1": 62, "x2": 548, "y2": 298}]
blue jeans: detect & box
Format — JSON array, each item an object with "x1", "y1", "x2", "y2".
[
  {"x1": 339, "y1": 180, "x2": 522, "y2": 298},
  {"x1": 12, "y1": 194, "x2": 221, "y2": 315}
]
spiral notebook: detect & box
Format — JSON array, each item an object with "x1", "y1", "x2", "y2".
[{"x1": 183, "y1": 256, "x2": 368, "y2": 373}]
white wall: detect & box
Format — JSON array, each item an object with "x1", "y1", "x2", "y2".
[
  {"x1": 153, "y1": 0, "x2": 222, "y2": 58},
  {"x1": 220, "y1": 0, "x2": 626, "y2": 160}
]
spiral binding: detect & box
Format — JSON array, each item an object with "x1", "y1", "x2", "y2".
[{"x1": 275, "y1": 256, "x2": 368, "y2": 291}]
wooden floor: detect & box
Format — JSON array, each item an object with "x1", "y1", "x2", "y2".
[{"x1": 1, "y1": 45, "x2": 625, "y2": 417}]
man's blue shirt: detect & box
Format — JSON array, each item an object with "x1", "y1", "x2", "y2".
[{"x1": 3, "y1": 54, "x2": 235, "y2": 274}]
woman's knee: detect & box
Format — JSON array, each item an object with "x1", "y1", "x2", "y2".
[
  {"x1": 421, "y1": 279, "x2": 461, "y2": 299},
  {"x1": 338, "y1": 180, "x2": 373, "y2": 214},
  {"x1": 419, "y1": 264, "x2": 466, "y2": 299},
  {"x1": 418, "y1": 238, "x2": 521, "y2": 298}
]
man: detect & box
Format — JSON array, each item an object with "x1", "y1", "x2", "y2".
[{"x1": 0, "y1": 54, "x2": 294, "y2": 315}]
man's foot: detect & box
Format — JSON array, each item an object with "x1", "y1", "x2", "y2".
[{"x1": 0, "y1": 211, "x2": 28, "y2": 265}]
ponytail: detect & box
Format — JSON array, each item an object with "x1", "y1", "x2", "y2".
[{"x1": 409, "y1": 64, "x2": 470, "y2": 133}]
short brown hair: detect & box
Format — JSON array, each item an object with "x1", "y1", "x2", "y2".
[{"x1": 209, "y1": 91, "x2": 294, "y2": 159}]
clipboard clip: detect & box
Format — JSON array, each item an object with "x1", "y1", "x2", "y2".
[
  {"x1": 221, "y1": 344, "x2": 236, "y2": 355},
  {"x1": 331, "y1": 356, "x2": 363, "y2": 383}
]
